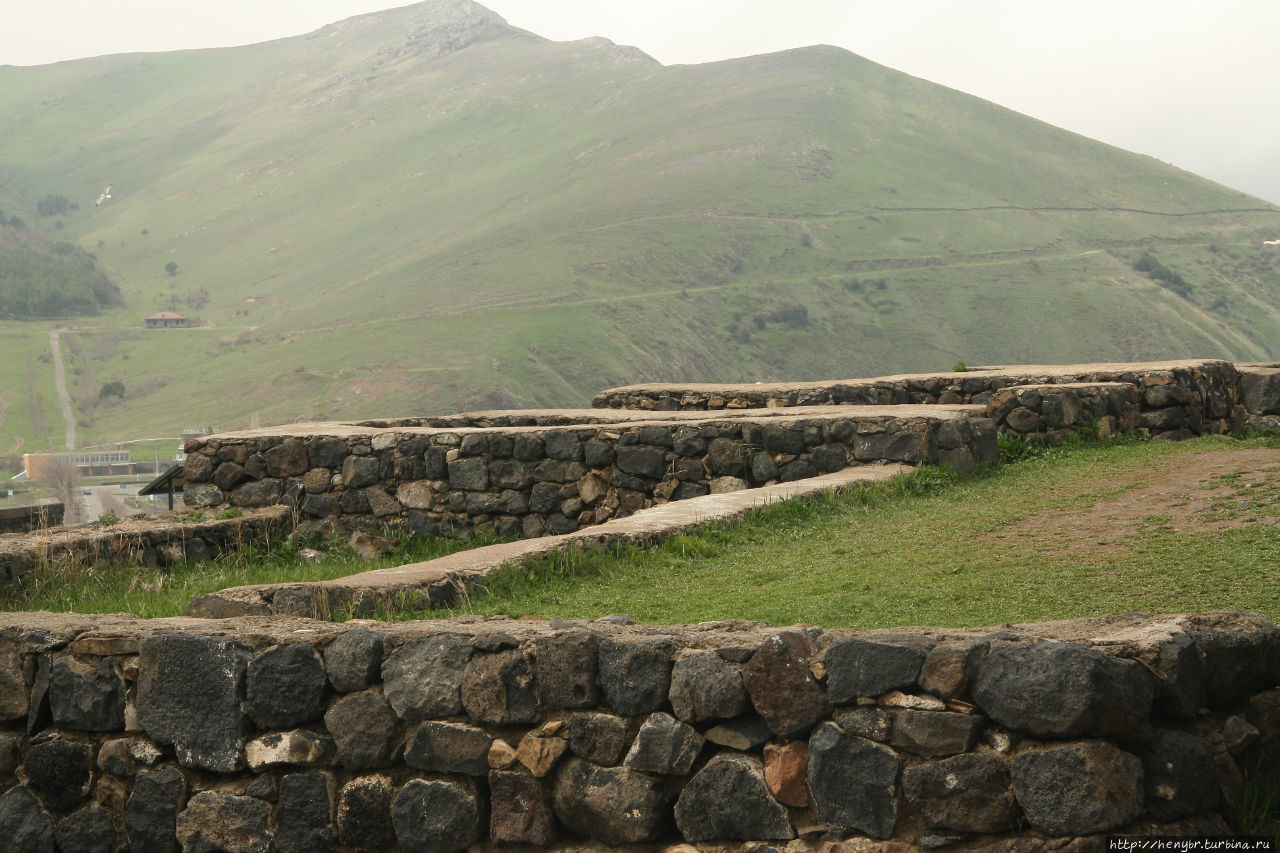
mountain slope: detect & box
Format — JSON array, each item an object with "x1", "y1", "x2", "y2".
[{"x1": 0, "y1": 0, "x2": 1278, "y2": 452}]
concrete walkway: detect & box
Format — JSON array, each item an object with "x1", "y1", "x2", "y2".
[{"x1": 188, "y1": 462, "x2": 912, "y2": 619}]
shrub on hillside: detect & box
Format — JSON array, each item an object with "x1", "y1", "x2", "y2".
[{"x1": 1132, "y1": 252, "x2": 1192, "y2": 298}]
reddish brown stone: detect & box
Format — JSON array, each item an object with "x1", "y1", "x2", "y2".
[
  {"x1": 764, "y1": 741, "x2": 809, "y2": 807},
  {"x1": 743, "y1": 634, "x2": 831, "y2": 738}
]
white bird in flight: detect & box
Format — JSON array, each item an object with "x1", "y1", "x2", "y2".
[{"x1": 95, "y1": 185, "x2": 112, "y2": 206}]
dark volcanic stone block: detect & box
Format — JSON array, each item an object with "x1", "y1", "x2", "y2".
[
  {"x1": 825, "y1": 636, "x2": 933, "y2": 702},
  {"x1": 598, "y1": 637, "x2": 675, "y2": 716},
  {"x1": 382, "y1": 634, "x2": 472, "y2": 722},
  {"x1": 308, "y1": 439, "x2": 350, "y2": 469},
  {"x1": 972, "y1": 642, "x2": 1154, "y2": 739},
  {"x1": 568, "y1": 711, "x2": 631, "y2": 766},
  {"x1": 246, "y1": 642, "x2": 329, "y2": 729},
  {"x1": 614, "y1": 445, "x2": 667, "y2": 480},
  {"x1": 391, "y1": 779, "x2": 480, "y2": 853},
  {"x1": 552, "y1": 757, "x2": 670, "y2": 846},
  {"x1": 890, "y1": 709, "x2": 984, "y2": 757},
  {"x1": 807, "y1": 721, "x2": 900, "y2": 839},
  {"x1": 1193, "y1": 625, "x2": 1280, "y2": 707},
  {"x1": 405, "y1": 721, "x2": 491, "y2": 777},
  {"x1": 137, "y1": 634, "x2": 251, "y2": 773},
  {"x1": 323, "y1": 629, "x2": 384, "y2": 693},
  {"x1": 276, "y1": 772, "x2": 337, "y2": 853},
  {"x1": 1011, "y1": 741, "x2": 1143, "y2": 835},
  {"x1": 0, "y1": 638, "x2": 28, "y2": 723},
  {"x1": 462, "y1": 649, "x2": 539, "y2": 725},
  {"x1": 49, "y1": 656, "x2": 125, "y2": 732},
  {"x1": 446, "y1": 457, "x2": 489, "y2": 491},
  {"x1": 54, "y1": 804, "x2": 117, "y2": 853},
  {"x1": 918, "y1": 639, "x2": 988, "y2": 701},
  {"x1": 489, "y1": 771, "x2": 557, "y2": 846},
  {"x1": 903, "y1": 752, "x2": 1018, "y2": 833},
  {"x1": 623, "y1": 712, "x2": 703, "y2": 776},
  {"x1": 0, "y1": 786, "x2": 55, "y2": 853},
  {"x1": 175, "y1": 792, "x2": 272, "y2": 853},
  {"x1": 1152, "y1": 634, "x2": 1206, "y2": 718},
  {"x1": 125, "y1": 766, "x2": 186, "y2": 853},
  {"x1": 341, "y1": 456, "x2": 380, "y2": 489},
  {"x1": 535, "y1": 630, "x2": 601, "y2": 710},
  {"x1": 675, "y1": 753, "x2": 793, "y2": 842},
  {"x1": 323, "y1": 688, "x2": 400, "y2": 771},
  {"x1": 25, "y1": 739, "x2": 93, "y2": 813},
  {"x1": 669, "y1": 651, "x2": 747, "y2": 723},
  {"x1": 337, "y1": 776, "x2": 395, "y2": 851},
  {"x1": 1138, "y1": 729, "x2": 1221, "y2": 822}
]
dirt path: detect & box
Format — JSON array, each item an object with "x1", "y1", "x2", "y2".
[
  {"x1": 0, "y1": 388, "x2": 23, "y2": 455},
  {"x1": 49, "y1": 330, "x2": 76, "y2": 451},
  {"x1": 989, "y1": 447, "x2": 1280, "y2": 557}
]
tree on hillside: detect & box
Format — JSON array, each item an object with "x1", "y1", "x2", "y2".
[
  {"x1": 165, "y1": 261, "x2": 179, "y2": 276},
  {"x1": 42, "y1": 456, "x2": 82, "y2": 525},
  {"x1": 37, "y1": 194, "x2": 75, "y2": 218}
]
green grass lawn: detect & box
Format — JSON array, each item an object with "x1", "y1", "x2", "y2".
[{"x1": 430, "y1": 433, "x2": 1280, "y2": 628}]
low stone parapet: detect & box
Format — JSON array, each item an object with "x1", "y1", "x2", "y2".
[
  {"x1": 0, "y1": 503, "x2": 64, "y2": 535},
  {"x1": 0, "y1": 506, "x2": 291, "y2": 585},
  {"x1": 0, "y1": 609, "x2": 1274, "y2": 850},
  {"x1": 985, "y1": 381, "x2": 1139, "y2": 439},
  {"x1": 179, "y1": 405, "x2": 997, "y2": 540},
  {"x1": 187, "y1": 465, "x2": 914, "y2": 619},
  {"x1": 593, "y1": 359, "x2": 1246, "y2": 438}
]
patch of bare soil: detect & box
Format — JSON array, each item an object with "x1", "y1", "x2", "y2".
[{"x1": 988, "y1": 447, "x2": 1280, "y2": 559}]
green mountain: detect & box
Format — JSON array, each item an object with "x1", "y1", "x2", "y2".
[{"x1": 1, "y1": 0, "x2": 1278, "y2": 455}]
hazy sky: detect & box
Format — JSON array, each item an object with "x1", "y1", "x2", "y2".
[{"x1": 4, "y1": 0, "x2": 1278, "y2": 204}]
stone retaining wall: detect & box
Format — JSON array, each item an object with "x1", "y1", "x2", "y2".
[
  {"x1": 0, "y1": 504, "x2": 64, "y2": 535},
  {"x1": 593, "y1": 359, "x2": 1252, "y2": 439},
  {"x1": 178, "y1": 407, "x2": 996, "y2": 541},
  {"x1": 0, "y1": 507, "x2": 291, "y2": 585},
  {"x1": 0, "y1": 610, "x2": 1275, "y2": 851}
]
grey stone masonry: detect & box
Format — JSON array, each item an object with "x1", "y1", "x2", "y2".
[
  {"x1": 595, "y1": 359, "x2": 1252, "y2": 439},
  {"x1": 0, "y1": 609, "x2": 1275, "y2": 850},
  {"x1": 16, "y1": 359, "x2": 1277, "y2": 592},
  {"x1": 175, "y1": 404, "x2": 995, "y2": 544}
]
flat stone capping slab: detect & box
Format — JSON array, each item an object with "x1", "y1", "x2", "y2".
[
  {"x1": 592, "y1": 359, "x2": 1248, "y2": 439},
  {"x1": 201, "y1": 403, "x2": 981, "y2": 437},
  {"x1": 593, "y1": 359, "x2": 1237, "y2": 408},
  {"x1": 188, "y1": 464, "x2": 913, "y2": 620}
]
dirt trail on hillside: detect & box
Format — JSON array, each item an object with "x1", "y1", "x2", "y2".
[
  {"x1": 49, "y1": 331, "x2": 75, "y2": 451},
  {"x1": 988, "y1": 447, "x2": 1280, "y2": 557},
  {"x1": 0, "y1": 388, "x2": 22, "y2": 455}
]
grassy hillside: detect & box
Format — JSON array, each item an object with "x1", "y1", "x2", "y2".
[{"x1": 1, "y1": 0, "x2": 1278, "y2": 450}]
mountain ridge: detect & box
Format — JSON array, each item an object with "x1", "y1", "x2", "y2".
[{"x1": 0, "y1": 1, "x2": 1277, "y2": 455}]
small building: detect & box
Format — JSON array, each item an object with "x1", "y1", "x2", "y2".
[
  {"x1": 24, "y1": 451, "x2": 137, "y2": 479},
  {"x1": 145, "y1": 311, "x2": 191, "y2": 329}
]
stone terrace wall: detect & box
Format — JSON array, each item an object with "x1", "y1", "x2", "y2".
[
  {"x1": 594, "y1": 359, "x2": 1250, "y2": 439},
  {"x1": 0, "y1": 610, "x2": 1276, "y2": 851},
  {"x1": 0, "y1": 504, "x2": 64, "y2": 535},
  {"x1": 179, "y1": 406, "x2": 997, "y2": 540},
  {"x1": 0, "y1": 507, "x2": 291, "y2": 587}
]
